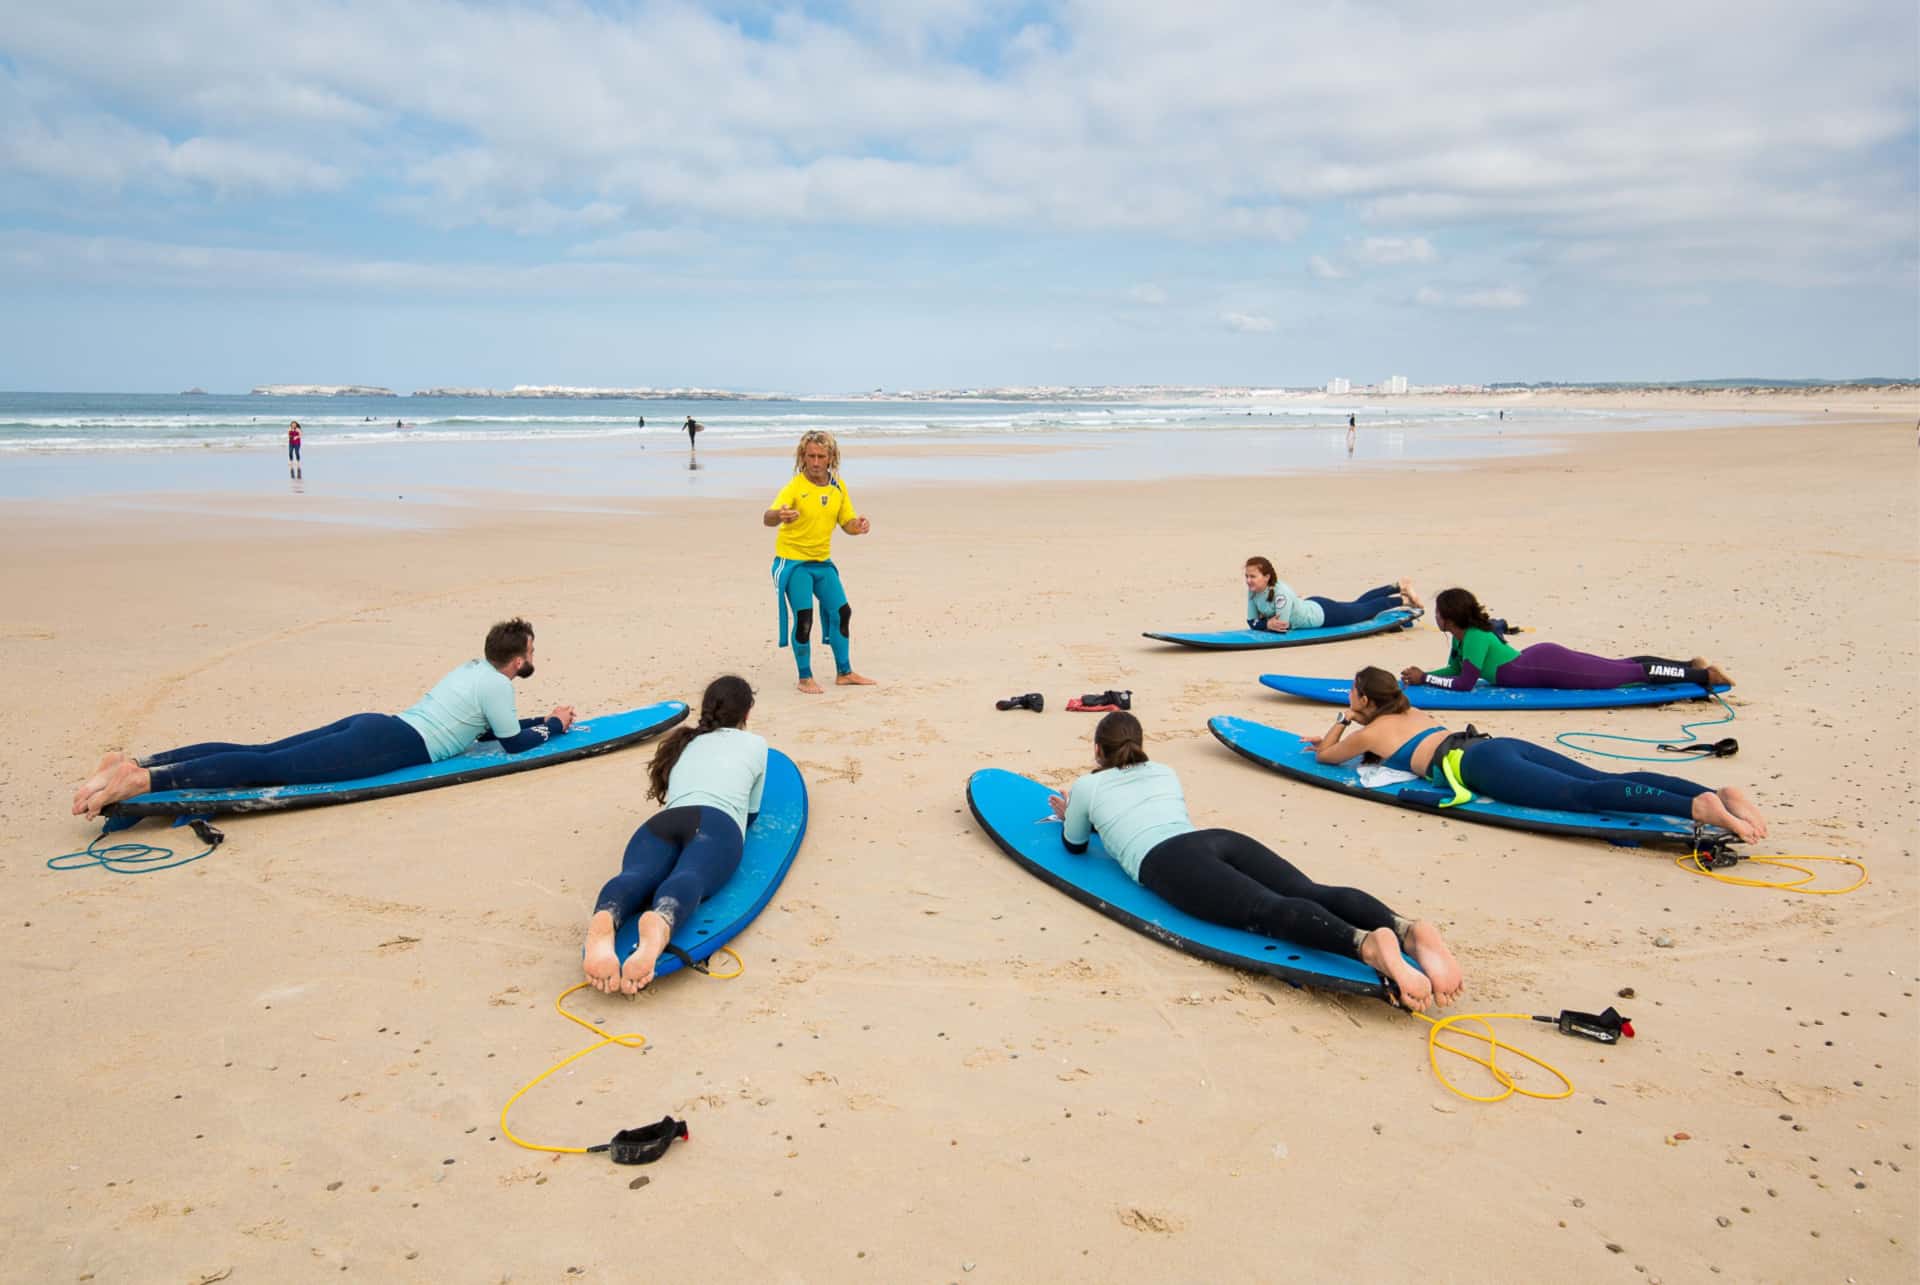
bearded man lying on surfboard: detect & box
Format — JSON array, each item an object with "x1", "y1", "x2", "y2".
[{"x1": 72, "y1": 618, "x2": 576, "y2": 818}]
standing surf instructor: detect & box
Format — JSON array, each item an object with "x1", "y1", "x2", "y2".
[{"x1": 764, "y1": 430, "x2": 876, "y2": 694}]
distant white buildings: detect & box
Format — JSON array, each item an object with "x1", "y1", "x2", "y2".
[
  {"x1": 1385, "y1": 374, "x2": 1409, "y2": 395},
  {"x1": 1325, "y1": 377, "x2": 1351, "y2": 395}
]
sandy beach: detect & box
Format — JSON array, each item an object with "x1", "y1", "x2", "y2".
[{"x1": 2, "y1": 405, "x2": 1916, "y2": 1282}]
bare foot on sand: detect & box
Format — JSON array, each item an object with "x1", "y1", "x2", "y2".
[
  {"x1": 72, "y1": 750, "x2": 131, "y2": 811},
  {"x1": 1397, "y1": 580, "x2": 1424, "y2": 611},
  {"x1": 1401, "y1": 920, "x2": 1463, "y2": 1006},
  {"x1": 797, "y1": 677, "x2": 824, "y2": 695},
  {"x1": 1717, "y1": 787, "x2": 1769, "y2": 840},
  {"x1": 1692, "y1": 790, "x2": 1758, "y2": 844},
  {"x1": 1359, "y1": 927, "x2": 1434, "y2": 1012},
  {"x1": 76, "y1": 760, "x2": 151, "y2": 819},
  {"x1": 583, "y1": 910, "x2": 622, "y2": 993},
  {"x1": 1692, "y1": 659, "x2": 1733, "y2": 688},
  {"x1": 835, "y1": 672, "x2": 877, "y2": 687},
  {"x1": 621, "y1": 910, "x2": 672, "y2": 995}
]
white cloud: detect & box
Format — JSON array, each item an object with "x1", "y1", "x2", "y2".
[
  {"x1": 1307, "y1": 255, "x2": 1346, "y2": 279},
  {"x1": 1357, "y1": 236, "x2": 1436, "y2": 265},
  {"x1": 0, "y1": 229, "x2": 728, "y2": 295},
  {"x1": 0, "y1": 0, "x2": 1911, "y2": 286},
  {"x1": 1222, "y1": 312, "x2": 1275, "y2": 333},
  {"x1": 567, "y1": 227, "x2": 718, "y2": 259},
  {"x1": 1458, "y1": 287, "x2": 1528, "y2": 310},
  {"x1": 1415, "y1": 285, "x2": 1529, "y2": 310},
  {"x1": 0, "y1": 69, "x2": 344, "y2": 194}
]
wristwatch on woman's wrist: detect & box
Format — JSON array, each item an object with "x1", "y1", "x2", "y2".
[{"x1": 1336, "y1": 713, "x2": 1350, "y2": 726}]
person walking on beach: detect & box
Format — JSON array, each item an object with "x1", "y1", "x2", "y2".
[
  {"x1": 287, "y1": 420, "x2": 302, "y2": 477},
  {"x1": 684, "y1": 415, "x2": 702, "y2": 451},
  {"x1": 1346, "y1": 414, "x2": 1356, "y2": 455},
  {"x1": 764, "y1": 430, "x2": 876, "y2": 694}
]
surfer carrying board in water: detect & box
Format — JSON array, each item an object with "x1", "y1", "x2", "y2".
[
  {"x1": 684, "y1": 415, "x2": 703, "y2": 451},
  {"x1": 71, "y1": 618, "x2": 575, "y2": 817},
  {"x1": 1309, "y1": 667, "x2": 1769, "y2": 841},
  {"x1": 763, "y1": 430, "x2": 876, "y2": 694},
  {"x1": 1049, "y1": 711, "x2": 1463, "y2": 1010}
]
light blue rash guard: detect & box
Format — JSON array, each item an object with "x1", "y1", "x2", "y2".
[
  {"x1": 398, "y1": 659, "x2": 525, "y2": 762},
  {"x1": 665, "y1": 728, "x2": 769, "y2": 836},
  {"x1": 1061, "y1": 762, "x2": 1195, "y2": 881}
]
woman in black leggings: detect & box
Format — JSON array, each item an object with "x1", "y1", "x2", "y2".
[{"x1": 1050, "y1": 712, "x2": 1462, "y2": 1010}]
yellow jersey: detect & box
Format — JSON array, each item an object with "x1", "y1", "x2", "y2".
[{"x1": 770, "y1": 473, "x2": 859, "y2": 562}]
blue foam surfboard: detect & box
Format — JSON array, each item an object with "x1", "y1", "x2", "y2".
[
  {"x1": 613, "y1": 750, "x2": 808, "y2": 979},
  {"x1": 1259, "y1": 673, "x2": 1731, "y2": 711},
  {"x1": 1208, "y1": 715, "x2": 1721, "y2": 848},
  {"x1": 966, "y1": 767, "x2": 1391, "y2": 997},
  {"x1": 1144, "y1": 606, "x2": 1418, "y2": 650},
  {"x1": 106, "y1": 701, "x2": 689, "y2": 818}
]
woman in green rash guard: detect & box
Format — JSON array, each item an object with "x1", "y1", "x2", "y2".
[{"x1": 1402, "y1": 588, "x2": 1732, "y2": 694}]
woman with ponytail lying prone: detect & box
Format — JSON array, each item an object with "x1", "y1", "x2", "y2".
[
  {"x1": 1403, "y1": 588, "x2": 1731, "y2": 693},
  {"x1": 1049, "y1": 711, "x2": 1463, "y2": 1011},
  {"x1": 1311, "y1": 667, "x2": 1770, "y2": 842},
  {"x1": 583, "y1": 676, "x2": 765, "y2": 995}
]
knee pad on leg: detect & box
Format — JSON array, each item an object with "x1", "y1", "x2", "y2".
[
  {"x1": 837, "y1": 603, "x2": 852, "y2": 637},
  {"x1": 793, "y1": 609, "x2": 814, "y2": 644}
]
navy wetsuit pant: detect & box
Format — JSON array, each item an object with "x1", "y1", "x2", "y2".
[
  {"x1": 594, "y1": 805, "x2": 745, "y2": 929},
  {"x1": 142, "y1": 713, "x2": 430, "y2": 791},
  {"x1": 1307, "y1": 583, "x2": 1405, "y2": 628},
  {"x1": 1460, "y1": 738, "x2": 1712, "y2": 818},
  {"x1": 1137, "y1": 829, "x2": 1401, "y2": 959}
]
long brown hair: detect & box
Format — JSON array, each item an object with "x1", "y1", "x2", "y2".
[
  {"x1": 1433, "y1": 587, "x2": 1494, "y2": 633},
  {"x1": 1354, "y1": 666, "x2": 1411, "y2": 717},
  {"x1": 1093, "y1": 711, "x2": 1149, "y2": 771},
  {"x1": 1245, "y1": 555, "x2": 1279, "y2": 609},
  {"x1": 647, "y1": 675, "x2": 755, "y2": 804}
]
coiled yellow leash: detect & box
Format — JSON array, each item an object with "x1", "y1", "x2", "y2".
[
  {"x1": 1409, "y1": 1009, "x2": 1577, "y2": 1104},
  {"x1": 500, "y1": 947, "x2": 743, "y2": 1155},
  {"x1": 1677, "y1": 849, "x2": 1867, "y2": 895}
]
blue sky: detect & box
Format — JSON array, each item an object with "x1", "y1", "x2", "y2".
[{"x1": 1, "y1": 1, "x2": 1914, "y2": 393}]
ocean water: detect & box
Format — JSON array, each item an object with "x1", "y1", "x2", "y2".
[{"x1": 0, "y1": 390, "x2": 1758, "y2": 507}]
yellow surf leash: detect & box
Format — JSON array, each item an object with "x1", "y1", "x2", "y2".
[
  {"x1": 1679, "y1": 837, "x2": 1868, "y2": 895},
  {"x1": 500, "y1": 946, "x2": 743, "y2": 1156},
  {"x1": 1674, "y1": 852, "x2": 1866, "y2": 891},
  {"x1": 1408, "y1": 1009, "x2": 1578, "y2": 1104}
]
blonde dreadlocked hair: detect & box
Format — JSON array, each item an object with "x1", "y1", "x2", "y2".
[{"x1": 793, "y1": 430, "x2": 842, "y2": 482}]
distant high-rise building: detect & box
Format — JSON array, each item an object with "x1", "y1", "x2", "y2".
[
  {"x1": 1326, "y1": 377, "x2": 1350, "y2": 395},
  {"x1": 1385, "y1": 374, "x2": 1408, "y2": 395}
]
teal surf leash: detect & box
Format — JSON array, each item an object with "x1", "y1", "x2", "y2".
[
  {"x1": 1554, "y1": 691, "x2": 1737, "y2": 763},
  {"x1": 49, "y1": 814, "x2": 224, "y2": 874}
]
